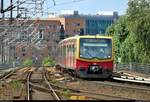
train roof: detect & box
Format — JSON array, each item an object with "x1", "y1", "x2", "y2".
[{"x1": 59, "y1": 35, "x2": 112, "y2": 44}]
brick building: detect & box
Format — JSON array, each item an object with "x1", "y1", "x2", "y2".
[
  {"x1": 0, "y1": 10, "x2": 118, "y2": 66},
  {"x1": 0, "y1": 19, "x2": 61, "y2": 66},
  {"x1": 49, "y1": 10, "x2": 118, "y2": 36}
]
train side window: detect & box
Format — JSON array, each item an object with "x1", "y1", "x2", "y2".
[
  {"x1": 72, "y1": 45, "x2": 75, "y2": 55},
  {"x1": 68, "y1": 45, "x2": 70, "y2": 53},
  {"x1": 68, "y1": 45, "x2": 72, "y2": 55},
  {"x1": 64, "y1": 45, "x2": 66, "y2": 57},
  {"x1": 69, "y1": 45, "x2": 71, "y2": 52},
  {"x1": 67, "y1": 45, "x2": 69, "y2": 52},
  {"x1": 60, "y1": 47, "x2": 62, "y2": 57},
  {"x1": 70, "y1": 45, "x2": 72, "y2": 52},
  {"x1": 58, "y1": 47, "x2": 59, "y2": 56},
  {"x1": 59, "y1": 46, "x2": 60, "y2": 56},
  {"x1": 63, "y1": 46, "x2": 65, "y2": 57},
  {"x1": 71, "y1": 45, "x2": 74, "y2": 53},
  {"x1": 61, "y1": 46, "x2": 63, "y2": 57}
]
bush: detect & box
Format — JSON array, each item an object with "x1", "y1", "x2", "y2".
[
  {"x1": 42, "y1": 57, "x2": 55, "y2": 67},
  {"x1": 22, "y1": 58, "x2": 33, "y2": 67}
]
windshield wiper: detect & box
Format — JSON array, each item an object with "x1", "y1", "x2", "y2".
[{"x1": 85, "y1": 50, "x2": 95, "y2": 59}]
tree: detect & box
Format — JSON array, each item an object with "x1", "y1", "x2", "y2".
[
  {"x1": 127, "y1": 0, "x2": 150, "y2": 63},
  {"x1": 106, "y1": 0, "x2": 150, "y2": 63},
  {"x1": 106, "y1": 15, "x2": 129, "y2": 63}
]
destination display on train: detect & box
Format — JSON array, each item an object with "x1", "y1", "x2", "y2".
[
  {"x1": 81, "y1": 38, "x2": 111, "y2": 43},
  {"x1": 80, "y1": 38, "x2": 111, "y2": 47},
  {"x1": 83, "y1": 43, "x2": 108, "y2": 47}
]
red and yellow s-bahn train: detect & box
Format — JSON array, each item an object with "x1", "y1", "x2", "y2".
[{"x1": 57, "y1": 35, "x2": 114, "y2": 78}]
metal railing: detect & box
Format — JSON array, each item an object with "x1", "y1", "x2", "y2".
[{"x1": 115, "y1": 63, "x2": 150, "y2": 75}]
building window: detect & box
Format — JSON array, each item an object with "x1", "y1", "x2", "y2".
[
  {"x1": 66, "y1": 23, "x2": 69, "y2": 26},
  {"x1": 22, "y1": 47, "x2": 26, "y2": 52},
  {"x1": 57, "y1": 25, "x2": 60, "y2": 30},
  {"x1": 40, "y1": 24, "x2": 45, "y2": 29},
  {"x1": 49, "y1": 25, "x2": 52, "y2": 28},
  {"x1": 48, "y1": 32, "x2": 51, "y2": 37},
  {"x1": 76, "y1": 23, "x2": 80, "y2": 26},
  {"x1": 46, "y1": 39, "x2": 49, "y2": 42},
  {"x1": 53, "y1": 25, "x2": 56, "y2": 29},
  {"x1": 22, "y1": 53, "x2": 26, "y2": 57}
]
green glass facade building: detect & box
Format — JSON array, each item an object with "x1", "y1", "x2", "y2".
[{"x1": 60, "y1": 11, "x2": 118, "y2": 35}]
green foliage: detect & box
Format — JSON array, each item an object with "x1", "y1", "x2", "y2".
[
  {"x1": 120, "y1": 34, "x2": 135, "y2": 63},
  {"x1": 61, "y1": 88, "x2": 70, "y2": 98},
  {"x1": 127, "y1": 0, "x2": 150, "y2": 63},
  {"x1": 11, "y1": 80, "x2": 21, "y2": 91},
  {"x1": 106, "y1": 15, "x2": 129, "y2": 62},
  {"x1": 106, "y1": 0, "x2": 150, "y2": 63},
  {"x1": 22, "y1": 58, "x2": 33, "y2": 67},
  {"x1": 42, "y1": 57, "x2": 55, "y2": 67}
]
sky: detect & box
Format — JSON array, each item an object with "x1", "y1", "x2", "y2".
[
  {"x1": 2, "y1": 0, "x2": 129, "y2": 18},
  {"x1": 44, "y1": 0, "x2": 129, "y2": 15}
]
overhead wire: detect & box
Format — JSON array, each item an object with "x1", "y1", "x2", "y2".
[
  {"x1": 41, "y1": 0, "x2": 88, "y2": 16},
  {"x1": 47, "y1": 0, "x2": 87, "y2": 9}
]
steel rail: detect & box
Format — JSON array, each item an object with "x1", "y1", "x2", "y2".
[
  {"x1": 27, "y1": 71, "x2": 32, "y2": 101},
  {"x1": 43, "y1": 72, "x2": 60, "y2": 100},
  {"x1": 29, "y1": 81, "x2": 127, "y2": 100},
  {"x1": 93, "y1": 80, "x2": 150, "y2": 92},
  {"x1": 0, "y1": 67, "x2": 22, "y2": 80},
  {"x1": 41, "y1": 77, "x2": 130, "y2": 100},
  {"x1": 0, "y1": 70, "x2": 14, "y2": 81},
  {"x1": 41, "y1": 69, "x2": 130, "y2": 100},
  {"x1": 48, "y1": 67, "x2": 150, "y2": 90}
]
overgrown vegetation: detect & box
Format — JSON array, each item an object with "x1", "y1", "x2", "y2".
[
  {"x1": 22, "y1": 58, "x2": 33, "y2": 67},
  {"x1": 10, "y1": 80, "x2": 22, "y2": 91},
  {"x1": 106, "y1": 0, "x2": 150, "y2": 63},
  {"x1": 42, "y1": 57, "x2": 55, "y2": 67},
  {"x1": 61, "y1": 88, "x2": 71, "y2": 99}
]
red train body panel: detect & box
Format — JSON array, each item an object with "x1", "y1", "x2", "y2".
[{"x1": 57, "y1": 35, "x2": 114, "y2": 78}]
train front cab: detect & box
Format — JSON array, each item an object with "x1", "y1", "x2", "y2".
[
  {"x1": 75, "y1": 59, "x2": 113, "y2": 78},
  {"x1": 75, "y1": 36, "x2": 114, "y2": 78}
]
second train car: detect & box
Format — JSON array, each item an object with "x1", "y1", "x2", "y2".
[{"x1": 57, "y1": 35, "x2": 114, "y2": 78}]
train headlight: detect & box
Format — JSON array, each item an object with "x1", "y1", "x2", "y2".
[{"x1": 90, "y1": 66, "x2": 99, "y2": 72}]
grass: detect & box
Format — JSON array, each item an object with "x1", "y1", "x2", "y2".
[
  {"x1": 61, "y1": 88, "x2": 71, "y2": 99},
  {"x1": 10, "y1": 80, "x2": 22, "y2": 91}
]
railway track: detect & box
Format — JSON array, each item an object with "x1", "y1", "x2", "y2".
[
  {"x1": 0, "y1": 70, "x2": 15, "y2": 81},
  {"x1": 1, "y1": 66, "x2": 150, "y2": 100},
  {"x1": 43, "y1": 71, "x2": 61, "y2": 100},
  {"x1": 45, "y1": 67, "x2": 133, "y2": 100},
  {"x1": 0, "y1": 67, "x2": 33, "y2": 100},
  {"x1": 45, "y1": 79, "x2": 131, "y2": 100},
  {"x1": 0, "y1": 68, "x2": 18, "y2": 80},
  {"x1": 112, "y1": 71, "x2": 150, "y2": 85},
  {"x1": 26, "y1": 67, "x2": 61, "y2": 100},
  {"x1": 45, "y1": 67, "x2": 150, "y2": 100},
  {"x1": 0, "y1": 67, "x2": 33, "y2": 81},
  {"x1": 26, "y1": 71, "x2": 32, "y2": 100}
]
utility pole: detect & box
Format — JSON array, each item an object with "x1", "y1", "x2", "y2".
[
  {"x1": 1, "y1": 0, "x2": 5, "y2": 19},
  {"x1": 1, "y1": 0, "x2": 4, "y2": 65},
  {"x1": 10, "y1": 0, "x2": 13, "y2": 24},
  {"x1": 17, "y1": 0, "x2": 19, "y2": 17},
  {"x1": 1, "y1": 35, "x2": 4, "y2": 65},
  {"x1": 1, "y1": 0, "x2": 3, "y2": 13}
]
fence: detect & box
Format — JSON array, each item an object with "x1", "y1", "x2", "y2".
[{"x1": 115, "y1": 63, "x2": 150, "y2": 75}]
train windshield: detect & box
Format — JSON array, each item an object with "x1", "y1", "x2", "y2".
[{"x1": 79, "y1": 38, "x2": 112, "y2": 59}]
